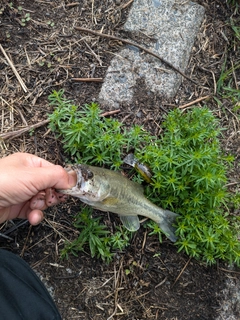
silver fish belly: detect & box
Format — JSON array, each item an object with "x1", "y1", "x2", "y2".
[{"x1": 58, "y1": 164, "x2": 178, "y2": 242}]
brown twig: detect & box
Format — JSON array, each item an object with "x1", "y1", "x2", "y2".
[
  {"x1": 0, "y1": 119, "x2": 50, "y2": 141},
  {"x1": 83, "y1": 39, "x2": 103, "y2": 66},
  {"x1": 198, "y1": 66, "x2": 217, "y2": 94},
  {"x1": 172, "y1": 258, "x2": 191, "y2": 287},
  {"x1": 121, "y1": 0, "x2": 134, "y2": 9},
  {"x1": 178, "y1": 95, "x2": 210, "y2": 109},
  {"x1": 0, "y1": 110, "x2": 120, "y2": 141},
  {"x1": 100, "y1": 109, "x2": 121, "y2": 117},
  {"x1": 219, "y1": 267, "x2": 240, "y2": 275},
  {"x1": 71, "y1": 77, "x2": 103, "y2": 82},
  {"x1": 0, "y1": 44, "x2": 28, "y2": 93},
  {"x1": 231, "y1": 58, "x2": 238, "y2": 90},
  {"x1": 75, "y1": 27, "x2": 199, "y2": 85},
  {"x1": 107, "y1": 259, "x2": 124, "y2": 320},
  {"x1": 65, "y1": 2, "x2": 79, "y2": 7}
]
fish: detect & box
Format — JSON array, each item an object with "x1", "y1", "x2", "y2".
[
  {"x1": 58, "y1": 164, "x2": 178, "y2": 242},
  {"x1": 123, "y1": 153, "x2": 153, "y2": 183}
]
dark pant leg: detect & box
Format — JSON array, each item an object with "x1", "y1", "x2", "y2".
[{"x1": 0, "y1": 249, "x2": 62, "y2": 320}]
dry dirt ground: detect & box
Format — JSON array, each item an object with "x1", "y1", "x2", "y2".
[{"x1": 0, "y1": 1, "x2": 240, "y2": 319}]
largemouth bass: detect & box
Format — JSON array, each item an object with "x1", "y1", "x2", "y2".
[{"x1": 58, "y1": 164, "x2": 178, "y2": 242}]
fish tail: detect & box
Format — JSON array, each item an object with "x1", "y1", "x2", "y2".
[{"x1": 158, "y1": 210, "x2": 178, "y2": 242}]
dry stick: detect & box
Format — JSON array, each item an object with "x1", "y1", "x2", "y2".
[
  {"x1": 100, "y1": 109, "x2": 120, "y2": 117},
  {"x1": 0, "y1": 44, "x2": 28, "y2": 93},
  {"x1": 0, "y1": 119, "x2": 50, "y2": 141},
  {"x1": 107, "y1": 259, "x2": 123, "y2": 320},
  {"x1": 219, "y1": 267, "x2": 240, "y2": 275},
  {"x1": 121, "y1": 0, "x2": 134, "y2": 9},
  {"x1": 225, "y1": 181, "x2": 240, "y2": 186},
  {"x1": 178, "y1": 95, "x2": 210, "y2": 109},
  {"x1": 0, "y1": 110, "x2": 120, "y2": 141},
  {"x1": 75, "y1": 27, "x2": 199, "y2": 85},
  {"x1": 172, "y1": 258, "x2": 191, "y2": 287},
  {"x1": 231, "y1": 58, "x2": 239, "y2": 90},
  {"x1": 65, "y1": 2, "x2": 80, "y2": 7},
  {"x1": 83, "y1": 39, "x2": 103, "y2": 66},
  {"x1": 71, "y1": 77, "x2": 103, "y2": 82},
  {"x1": 20, "y1": 225, "x2": 32, "y2": 257}
]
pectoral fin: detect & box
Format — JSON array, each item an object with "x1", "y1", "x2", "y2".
[
  {"x1": 101, "y1": 197, "x2": 119, "y2": 206},
  {"x1": 119, "y1": 215, "x2": 140, "y2": 232}
]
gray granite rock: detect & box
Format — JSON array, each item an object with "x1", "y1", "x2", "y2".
[
  {"x1": 216, "y1": 272, "x2": 240, "y2": 320},
  {"x1": 99, "y1": 0, "x2": 205, "y2": 108}
]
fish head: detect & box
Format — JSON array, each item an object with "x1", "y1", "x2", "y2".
[{"x1": 57, "y1": 164, "x2": 109, "y2": 203}]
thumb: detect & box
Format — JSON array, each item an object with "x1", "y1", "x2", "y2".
[{"x1": 33, "y1": 165, "x2": 77, "y2": 191}]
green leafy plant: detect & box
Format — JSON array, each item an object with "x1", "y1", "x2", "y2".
[
  {"x1": 47, "y1": 21, "x2": 55, "y2": 27},
  {"x1": 227, "y1": 0, "x2": 239, "y2": 11},
  {"x1": 217, "y1": 56, "x2": 239, "y2": 88},
  {"x1": 5, "y1": 4, "x2": 32, "y2": 26},
  {"x1": 21, "y1": 13, "x2": 31, "y2": 26},
  {"x1": 230, "y1": 18, "x2": 240, "y2": 41},
  {"x1": 61, "y1": 207, "x2": 132, "y2": 263},
  {"x1": 216, "y1": 57, "x2": 240, "y2": 106},
  {"x1": 144, "y1": 220, "x2": 163, "y2": 243},
  {"x1": 231, "y1": 192, "x2": 240, "y2": 210},
  {"x1": 215, "y1": 18, "x2": 240, "y2": 109},
  {"x1": 48, "y1": 89, "x2": 153, "y2": 169},
  {"x1": 61, "y1": 207, "x2": 112, "y2": 263},
  {"x1": 48, "y1": 91, "x2": 240, "y2": 266},
  {"x1": 108, "y1": 226, "x2": 132, "y2": 251},
  {"x1": 136, "y1": 108, "x2": 239, "y2": 266}
]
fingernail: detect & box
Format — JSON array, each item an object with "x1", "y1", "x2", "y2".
[
  {"x1": 31, "y1": 199, "x2": 46, "y2": 210},
  {"x1": 68, "y1": 171, "x2": 77, "y2": 187},
  {"x1": 29, "y1": 211, "x2": 44, "y2": 226}
]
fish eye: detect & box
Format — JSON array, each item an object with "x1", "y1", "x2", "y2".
[
  {"x1": 80, "y1": 166, "x2": 94, "y2": 181},
  {"x1": 87, "y1": 170, "x2": 93, "y2": 179}
]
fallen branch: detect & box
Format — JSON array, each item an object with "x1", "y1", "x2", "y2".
[
  {"x1": 219, "y1": 267, "x2": 240, "y2": 275},
  {"x1": 0, "y1": 119, "x2": 50, "y2": 141},
  {"x1": 65, "y1": 2, "x2": 80, "y2": 7},
  {"x1": 0, "y1": 110, "x2": 120, "y2": 141},
  {"x1": 121, "y1": 0, "x2": 134, "y2": 9},
  {"x1": 172, "y1": 258, "x2": 191, "y2": 287},
  {"x1": 71, "y1": 77, "x2": 103, "y2": 82},
  {"x1": 75, "y1": 27, "x2": 199, "y2": 85},
  {"x1": 0, "y1": 44, "x2": 28, "y2": 93},
  {"x1": 100, "y1": 109, "x2": 120, "y2": 117},
  {"x1": 178, "y1": 95, "x2": 210, "y2": 109}
]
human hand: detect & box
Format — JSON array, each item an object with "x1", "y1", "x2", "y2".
[{"x1": 0, "y1": 153, "x2": 76, "y2": 225}]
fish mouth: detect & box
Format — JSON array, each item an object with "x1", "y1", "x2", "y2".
[
  {"x1": 64, "y1": 164, "x2": 94, "y2": 181},
  {"x1": 56, "y1": 165, "x2": 82, "y2": 194},
  {"x1": 56, "y1": 188, "x2": 72, "y2": 195},
  {"x1": 56, "y1": 164, "x2": 95, "y2": 195}
]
